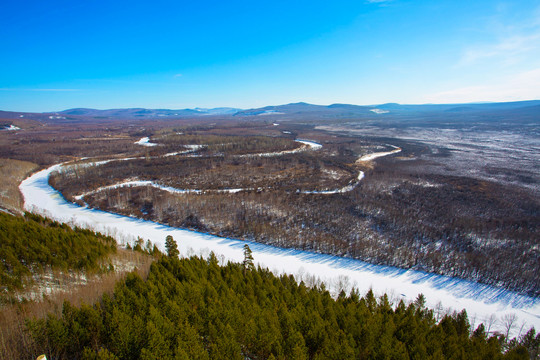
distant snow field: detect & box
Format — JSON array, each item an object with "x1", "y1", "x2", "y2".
[
  {"x1": 370, "y1": 108, "x2": 390, "y2": 114},
  {"x1": 258, "y1": 110, "x2": 285, "y2": 116}
]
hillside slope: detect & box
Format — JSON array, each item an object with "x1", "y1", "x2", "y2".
[{"x1": 27, "y1": 256, "x2": 537, "y2": 359}]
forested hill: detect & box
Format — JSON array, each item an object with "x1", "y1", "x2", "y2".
[
  {"x1": 0, "y1": 212, "x2": 116, "y2": 293},
  {"x1": 28, "y1": 256, "x2": 537, "y2": 360}
]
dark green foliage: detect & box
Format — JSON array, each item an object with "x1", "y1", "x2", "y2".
[
  {"x1": 0, "y1": 212, "x2": 116, "y2": 291},
  {"x1": 27, "y1": 256, "x2": 534, "y2": 359},
  {"x1": 242, "y1": 244, "x2": 254, "y2": 274},
  {"x1": 164, "y1": 235, "x2": 179, "y2": 258}
]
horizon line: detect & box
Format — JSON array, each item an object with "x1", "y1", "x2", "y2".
[{"x1": 2, "y1": 98, "x2": 540, "y2": 114}]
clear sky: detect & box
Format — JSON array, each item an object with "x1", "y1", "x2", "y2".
[{"x1": 1, "y1": 0, "x2": 540, "y2": 112}]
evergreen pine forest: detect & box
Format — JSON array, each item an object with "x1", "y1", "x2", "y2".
[
  {"x1": 1, "y1": 211, "x2": 539, "y2": 359},
  {"x1": 27, "y1": 254, "x2": 538, "y2": 359},
  {"x1": 0, "y1": 212, "x2": 116, "y2": 292}
]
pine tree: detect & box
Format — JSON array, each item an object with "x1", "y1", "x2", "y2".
[
  {"x1": 243, "y1": 244, "x2": 254, "y2": 275},
  {"x1": 165, "y1": 235, "x2": 179, "y2": 258}
]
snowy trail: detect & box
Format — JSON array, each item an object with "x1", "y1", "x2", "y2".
[
  {"x1": 20, "y1": 164, "x2": 540, "y2": 336},
  {"x1": 356, "y1": 145, "x2": 402, "y2": 162}
]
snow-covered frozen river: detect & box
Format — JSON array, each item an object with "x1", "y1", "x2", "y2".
[{"x1": 19, "y1": 163, "x2": 540, "y2": 337}]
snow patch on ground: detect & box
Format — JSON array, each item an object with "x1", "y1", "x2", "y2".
[
  {"x1": 357, "y1": 146, "x2": 402, "y2": 162},
  {"x1": 411, "y1": 180, "x2": 442, "y2": 188},
  {"x1": 322, "y1": 168, "x2": 345, "y2": 180},
  {"x1": 296, "y1": 140, "x2": 323, "y2": 150},
  {"x1": 134, "y1": 137, "x2": 158, "y2": 147},
  {"x1": 2, "y1": 124, "x2": 21, "y2": 131}
]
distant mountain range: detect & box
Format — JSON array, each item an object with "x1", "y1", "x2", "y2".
[
  {"x1": 234, "y1": 100, "x2": 540, "y2": 123},
  {"x1": 60, "y1": 107, "x2": 241, "y2": 118},
  {"x1": 1, "y1": 100, "x2": 539, "y2": 122},
  {"x1": 374, "y1": 100, "x2": 540, "y2": 113}
]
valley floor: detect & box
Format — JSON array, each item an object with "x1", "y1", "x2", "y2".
[{"x1": 19, "y1": 162, "x2": 540, "y2": 337}]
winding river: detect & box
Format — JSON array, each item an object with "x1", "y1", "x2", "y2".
[{"x1": 18, "y1": 140, "x2": 540, "y2": 336}]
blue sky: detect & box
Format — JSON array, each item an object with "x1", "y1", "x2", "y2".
[{"x1": 1, "y1": 0, "x2": 540, "y2": 111}]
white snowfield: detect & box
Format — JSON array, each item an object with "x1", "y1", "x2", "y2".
[{"x1": 18, "y1": 140, "x2": 540, "y2": 337}]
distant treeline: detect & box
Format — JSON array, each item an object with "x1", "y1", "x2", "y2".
[
  {"x1": 27, "y1": 255, "x2": 537, "y2": 360},
  {"x1": 0, "y1": 212, "x2": 116, "y2": 291}
]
